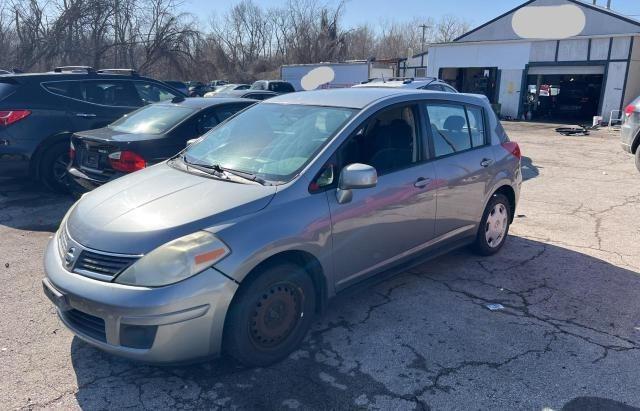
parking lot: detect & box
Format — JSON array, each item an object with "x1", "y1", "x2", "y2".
[{"x1": 1, "y1": 122, "x2": 639, "y2": 410}]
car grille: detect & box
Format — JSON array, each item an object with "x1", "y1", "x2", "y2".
[
  {"x1": 63, "y1": 309, "x2": 107, "y2": 342},
  {"x1": 74, "y1": 250, "x2": 139, "y2": 279}
]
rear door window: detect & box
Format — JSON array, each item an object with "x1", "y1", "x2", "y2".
[
  {"x1": 425, "y1": 104, "x2": 472, "y2": 157},
  {"x1": 82, "y1": 81, "x2": 141, "y2": 107}
]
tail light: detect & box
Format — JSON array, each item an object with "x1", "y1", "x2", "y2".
[
  {"x1": 501, "y1": 141, "x2": 521, "y2": 159},
  {"x1": 624, "y1": 104, "x2": 635, "y2": 118},
  {"x1": 0, "y1": 110, "x2": 31, "y2": 127},
  {"x1": 108, "y1": 150, "x2": 146, "y2": 173},
  {"x1": 69, "y1": 141, "x2": 76, "y2": 163}
]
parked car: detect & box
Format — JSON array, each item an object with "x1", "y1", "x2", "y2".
[
  {"x1": 0, "y1": 66, "x2": 184, "y2": 191},
  {"x1": 353, "y1": 77, "x2": 458, "y2": 92},
  {"x1": 211, "y1": 89, "x2": 278, "y2": 100},
  {"x1": 250, "y1": 80, "x2": 295, "y2": 93},
  {"x1": 621, "y1": 96, "x2": 640, "y2": 172},
  {"x1": 203, "y1": 84, "x2": 250, "y2": 97},
  {"x1": 43, "y1": 88, "x2": 521, "y2": 366},
  {"x1": 163, "y1": 80, "x2": 189, "y2": 96},
  {"x1": 209, "y1": 80, "x2": 229, "y2": 88},
  {"x1": 68, "y1": 97, "x2": 255, "y2": 192},
  {"x1": 188, "y1": 82, "x2": 213, "y2": 97}
]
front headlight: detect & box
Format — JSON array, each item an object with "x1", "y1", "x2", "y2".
[{"x1": 115, "y1": 231, "x2": 230, "y2": 287}]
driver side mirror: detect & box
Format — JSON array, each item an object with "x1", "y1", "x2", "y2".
[{"x1": 336, "y1": 163, "x2": 377, "y2": 204}]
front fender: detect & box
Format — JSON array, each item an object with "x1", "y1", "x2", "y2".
[{"x1": 210, "y1": 190, "x2": 335, "y2": 295}]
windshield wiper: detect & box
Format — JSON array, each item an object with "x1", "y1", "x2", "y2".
[
  {"x1": 181, "y1": 156, "x2": 227, "y2": 178},
  {"x1": 182, "y1": 155, "x2": 270, "y2": 186},
  {"x1": 217, "y1": 165, "x2": 271, "y2": 186}
]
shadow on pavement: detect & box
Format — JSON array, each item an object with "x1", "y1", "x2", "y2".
[
  {"x1": 68, "y1": 236, "x2": 640, "y2": 409},
  {"x1": 521, "y1": 156, "x2": 540, "y2": 181},
  {"x1": 562, "y1": 397, "x2": 640, "y2": 411},
  {"x1": 0, "y1": 177, "x2": 73, "y2": 232}
]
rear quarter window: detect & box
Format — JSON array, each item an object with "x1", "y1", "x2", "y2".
[{"x1": 0, "y1": 81, "x2": 19, "y2": 102}]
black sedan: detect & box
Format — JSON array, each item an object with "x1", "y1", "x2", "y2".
[
  {"x1": 211, "y1": 90, "x2": 279, "y2": 100},
  {"x1": 68, "y1": 97, "x2": 255, "y2": 191}
]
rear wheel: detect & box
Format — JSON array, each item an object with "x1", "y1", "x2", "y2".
[
  {"x1": 224, "y1": 262, "x2": 316, "y2": 367},
  {"x1": 472, "y1": 193, "x2": 511, "y2": 256},
  {"x1": 40, "y1": 142, "x2": 70, "y2": 193}
]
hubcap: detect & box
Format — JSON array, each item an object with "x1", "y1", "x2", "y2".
[
  {"x1": 53, "y1": 153, "x2": 69, "y2": 182},
  {"x1": 485, "y1": 203, "x2": 508, "y2": 248},
  {"x1": 249, "y1": 283, "x2": 303, "y2": 349}
]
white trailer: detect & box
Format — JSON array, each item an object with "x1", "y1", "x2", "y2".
[{"x1": 281, "y1": 61, "x2": 395, "y2": 91}]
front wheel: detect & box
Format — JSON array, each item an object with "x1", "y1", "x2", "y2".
[
  {"x1": 223, "y1": 262, "x2": 316, "y2": 367},
  {"x1": 472, "y1": 193, "x2": 511, "y2": 256},
  {"x1": 635, "y1": 148, "x2": 640, "y2": 173}
]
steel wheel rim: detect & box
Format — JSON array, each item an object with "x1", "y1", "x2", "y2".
[
  {"x1": 53, "y1": 153, "x2": 69, "y2": 182},
  {"x1": 485, "y1": 202, "x2": 508, "y2": 248},
  {"x1": 249, "y1": 282, "x2": 303, "y2": 349}
]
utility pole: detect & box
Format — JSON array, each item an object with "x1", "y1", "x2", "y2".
[{"x1": 419, "y1": 24, "x2": 430, "y2": 53}]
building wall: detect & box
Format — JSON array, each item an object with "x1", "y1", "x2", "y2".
[
  {"x1": 428, "y1": 34, "x2": 636, "y2": 120},
  {"x1": 427, "y1": 42, "x2": 532, "y2": 118},
  {"x1": 624, "y1": 37, "x2": 640, "y2": 108}
]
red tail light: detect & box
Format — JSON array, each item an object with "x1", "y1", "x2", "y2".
[
  {"x1": 108, "y1": 150, "x2": 146, "y2": 173},
  {"x1": 501, "y1": 141, "x2": 521, "y2": 159},
  {"x1": 624, "y1": 104, "x2": 635, "y2": 118},
  {"x1": 0, "y1": 110, "x2": 31, "y2": 126}
]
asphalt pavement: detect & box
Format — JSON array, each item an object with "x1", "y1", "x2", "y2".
[{"x1": 1, "y1": 122, "x2": 639, "y2": 410}]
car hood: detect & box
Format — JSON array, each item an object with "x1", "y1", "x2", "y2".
[{"x1": 67, "y1": 162, "x2": 277, "y2": 254}]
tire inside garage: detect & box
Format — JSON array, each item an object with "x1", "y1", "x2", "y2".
[{"x1": 524, "y1": 65, "x2": 605, "y2": 123}]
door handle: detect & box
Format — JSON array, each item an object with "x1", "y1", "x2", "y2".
[
  {"x1": 480, "y1": 158, "x2": 495, "y2": 168},
  {"x1": 75, "y1": 113, "x2": 97, "y2": 118},
  {"x1": 414, "y1": 177, "x2": 431, "y2": 188}
]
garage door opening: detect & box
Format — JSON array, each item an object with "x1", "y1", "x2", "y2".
[
  {"x1": 524, "y1": 70, "x2": 604, "y2": 123},
  {"x1": 440, "y1": 67, "x2": 499, "y2": 103}
]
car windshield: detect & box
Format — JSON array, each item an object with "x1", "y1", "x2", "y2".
[
  {"x1": 109, "y1": 105, "x2": 194, "y2": 134},
  {"x1": 183, "y1": 103, "x2": 356, "y2": 182}
]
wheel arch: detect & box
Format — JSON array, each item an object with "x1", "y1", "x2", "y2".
[
  {"x1": 632, "y1": 129, "x2": 640, "y2": 154},
  {"x1": 492, "y1": 185, "x2": 516, "y2": 223},
  {"x1": 229, "y1": 249, "x2": 328, "y2": 316},
  {"x1": 29, "y1": 131, "x2": 73, "y2": 179}
]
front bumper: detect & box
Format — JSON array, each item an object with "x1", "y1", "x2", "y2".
[{"x1": 43, "y1": 237, "x2": 238, "y2": 364}]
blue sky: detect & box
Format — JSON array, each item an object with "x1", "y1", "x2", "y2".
[{"x1": 180, "y1": 0, "x2": 640, "y2": 28}]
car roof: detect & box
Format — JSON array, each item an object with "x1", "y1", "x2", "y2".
[
  {"x1": 267, "y1": 88, "x2": 411, "y2": 109},
  {"x1": 353, "y1": 79, "x2": 444, "y2": 89},
  {"x1": 1, "y1": 71, "x2": 162, "y2": 83},
  {"x1": 267, "y1": 88, "x2": 476, "y2": 109},
  {"x1": 156, "y1": 97, "x2": 253, "y2": 109}
]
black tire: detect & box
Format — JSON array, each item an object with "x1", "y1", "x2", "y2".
[
  {"x1": 635, "y1": 147, "x2": 640, "y2": 173},
  {"x1": 472, "y1": 193, "x2": 511, "y2": 256},
  {"x1": 39, "y1": 142, "x2": 70, "y2": 193},
  {"x1": 224, "y1": 262, "x2": 316, "y2": 367}
]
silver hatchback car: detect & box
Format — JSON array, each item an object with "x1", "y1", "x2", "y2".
[
  {"x1": 43, "y1": 88, "x2": 522, "y2": 366},
  {"x1": 621, "y1": 96, "x2": 640, "y2": 172}
]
